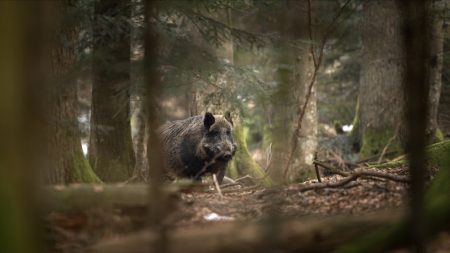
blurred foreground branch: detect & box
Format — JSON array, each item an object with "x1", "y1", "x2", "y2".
[{"x1": 90, "y1": 213, "x2": 399, "y2": 253}]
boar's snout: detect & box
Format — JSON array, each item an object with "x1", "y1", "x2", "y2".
[
  {"x1": 203, "y1": 142, "x2": 236, "y2": 162},
  {"x1": 221, "y1": 152, "x2": 233, "y2": 161}
]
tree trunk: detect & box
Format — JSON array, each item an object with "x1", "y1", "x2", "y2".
[
  {"x1": 268, "y1": 0, "x2": 317, "y2": 183},
  {"x1": 438, "y1": 87, "x2": 450, "y2": 138},
  {"x1": 227, "y1": 127, "x2": 273, "y2": 186},
  {"x1": 47, "y1": 0, "x2": 100, "y2": 184},
  {"x1": 438, "y1": 23, "x2": 450, "y2": 138},
  {"x1": 427, "y1": 13, "x2": 444, "y2": 142},
  {"x1": 358, "y1": 1, "x2": 444, "y2": 159},
  {"x1": 290, "y1": 43, "x2": 317, "y2": 182},
  {"x1": 267, "y1": 38, "x2": 292, "y2": 183},
  {"x1": 90, "y1": 0, "x2": 135, "y2": 182},
  {"x1": 358, "y1": 0, "x2": 405, "y2": 159}
]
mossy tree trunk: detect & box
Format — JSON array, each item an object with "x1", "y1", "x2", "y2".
[
  {"x1": 358, "y1": 1, "x2": 444, "y2": 159},
  {"x1": 89, "y1": 0, "x2": 135, "y2": 182},
  {"x1": 358, "y1": 0, "x2": 405, "y2": 159},
  {"x1": 47, "y1": 0, "x2": 101, "y2": 184},
  {"x1": 227, "y1": 127, "x2": 273, "y2": 186}
]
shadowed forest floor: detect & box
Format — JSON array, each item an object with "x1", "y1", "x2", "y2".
[{"x1": 46, "y1": 165, "x2": 450, "y2": 253}]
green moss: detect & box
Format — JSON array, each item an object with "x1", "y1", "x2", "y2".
[
  {"x1": 73, "y1": 150, "x2": 102, "y2": 183},
  {"x1": 360, "y1": 128, "x2": 401, "y2": 160},
  {"x1": 230, "y1": 127, "x2": 274, "y2": 187},
  {"x1": 435, "y1": 128, "x2": 444, "y2": 142},
  {"x1": 425, "y1": 140, "x2": 450, "y2": 170},
  {"x1": 226, "y1": 159, "x2": 239, "y2": 179}
]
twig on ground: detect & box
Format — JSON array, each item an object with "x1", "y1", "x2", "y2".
[
  {"x1": 301, "y1": 159, "x2": 410, "y2": 193},
  {"x1": 314, "y1": 152, "x2": 322, "y2": 182},
  {"x1": 314, "y1": 164, "x2": 322, "y2": 183},
  {"x1": 221, "y1": 185, "x2": 259, "y2": 194},
  {"x1": 212, "y1": 173, "x2": 224, "y2": 200},
  {"x1": 314, "y1": 160, "x2": 409, "y2": 182},
  {"x1": 291, "y1": 174, "x2": 359, "y2": 192},
  {"x1": 314, "y1": 160, "x2": 349, "y2": 177},
  {"x1": 220, "y1": 183, "x2": 240, "y2": 189},
  {"x1": 291, "y1": 169, "x2": 409, "y2": 193},
  {"x1": 235, "y1": 175, "x2": 252, "y2": 183}
]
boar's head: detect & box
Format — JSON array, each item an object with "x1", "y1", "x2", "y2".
[{"x1": 199, "y1": 112, "x2": 237, "y2": 163}]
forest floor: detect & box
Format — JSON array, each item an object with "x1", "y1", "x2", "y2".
[{"x1": 46, "y1": 164, "x2": 450, "y2": 253}]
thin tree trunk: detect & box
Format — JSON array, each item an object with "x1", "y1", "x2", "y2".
[
  {"x1": 90, "y1": 0, "x2": 135, "y2": 182},
  {"x1": 402, "y1": 1, "x2": 431, "y2": 252},
  {"x1": 289, "y1": 40, "x2": 317, "y2": 182},
  {"x1": 268, "y1": 0, "x2": 316, "y2": 183}
]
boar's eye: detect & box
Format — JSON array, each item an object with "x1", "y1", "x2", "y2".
[{"x1": 226, "y1": 130, "x2": 231, "y2": 135}]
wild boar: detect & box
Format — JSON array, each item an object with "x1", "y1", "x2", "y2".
[{"x1": 158, "y1": 112, "x2": 237, "y2": 184}]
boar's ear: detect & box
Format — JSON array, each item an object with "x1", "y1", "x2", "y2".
[
  {"x1": 204, "y1": 112, "x2": 215, "y2": 130},
  {"x1": 224, "y1": 111, "x2": 233, "y2": 126}
]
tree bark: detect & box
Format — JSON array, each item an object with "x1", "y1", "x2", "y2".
[
  {"x1": 268, "y1": 0, "x2": 317, "y2": 183},
  {"x1": 358, "y1": 0, "x2": 405, "y2": 159},
  {"x1": 90, "y1": 0, "x2": 135, "y2": 182},
  {"x1": 290, "y1": 44, "x2": 317, "y2": 182},
  {"x1": 46, "y1": 0, "x2": 100, "y2": 184},
  {"x1": 427, "y1": 13, "x2": 444, "y2": 142}
]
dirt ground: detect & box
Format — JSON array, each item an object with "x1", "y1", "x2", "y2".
[{"x1": 47, "y1": 165, "x2": 450, "y2": 253}]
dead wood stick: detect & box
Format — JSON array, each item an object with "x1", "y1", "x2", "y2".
[
  {"x1": 212, "y1": 173, "x2": 224, "y2": 199},
  {"x1": 313, "y1": 152, "x2": 322, "y2": 182},
  {"x1": 205, "y1": 184, "x2": 259, "y2": 194},
  {"x1": 220, "y1": 182, "x2": 240, "y2": 189},
  {"x1": 221, "y1": 185, "x2": 259, "y2": 194},
  {"x1": 290, "y1": 174, "x2": 358, "y2": 192},
  {"x1": 314, "y1": 163, "x2": 322, "y2": 183},
  {"x1": 313, "y1": 160, "x2": 409, "y2": 183},
  {"x1": 313, "y1": 160, "x2": 349, "y2": 176},
  {"x1": 234, "y1": 174, "x2": 252, "y2": 183},
  {"x1": 290, "y1": 170, "x2": 409, "y2": 193}
]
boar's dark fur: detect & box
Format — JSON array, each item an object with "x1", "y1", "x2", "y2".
[{"x1": 158, "y1": 112, "x2": 237, "y2": 184}]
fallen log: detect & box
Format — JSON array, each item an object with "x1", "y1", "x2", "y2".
[
  {"x1": 42, "y1": 183, "x2": 188, "y2": 212},
  {"x1": 89, "y1": 213, "x2": 400, "y2": 253}
]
